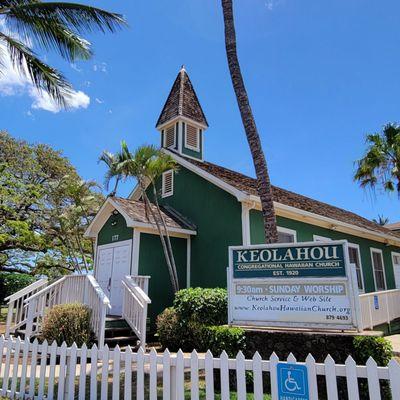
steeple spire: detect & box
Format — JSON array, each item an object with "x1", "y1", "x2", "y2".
[{"x1": 156, "y1": 67, "x2": 208, "y2": 129}]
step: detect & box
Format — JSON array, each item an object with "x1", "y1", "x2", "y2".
[
  {"x1": 105, "y1": 316, "x2": 130, "y2": 329},
  {"x1": 105, "y1": 326, "x2": 134, "y2": 338},
  {"x1": 104, "y1": 335, "x2": 139, "y2": 348}
]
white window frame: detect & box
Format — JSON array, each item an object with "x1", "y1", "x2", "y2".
[
  {"x1": 163, "y1": 125, "x2": 176, "y2": 149},
  {"x1": 161, "y1": 170, "x2": 174, "y2": 198},
  {"x1": 370, "y1": 248, "x2": 387, "y2": 291},
  {"x1": 313, "y1": 235, "x2": 331, "y2": 242},
  {"x1": 391, "y1": 251, "x2": 400, "y2": 289},
  {"x1": 348, "y1": 243, "x2": 365, "y2": 293},
  {"x1": 277, "y1": 226, "x2": 297, "y2": 243},
  {"x1": 185, "y1": 125, "x2": 200, "y2": 152}
]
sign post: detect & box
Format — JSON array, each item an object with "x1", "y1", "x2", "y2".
[{"x1": 228, "y1": 240, "x2": 362, "y2": 331}]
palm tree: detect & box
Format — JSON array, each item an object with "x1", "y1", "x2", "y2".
[
  {"x1": 221, "y1": 0, "x2": 278, "y2": 243},
  {"x1": 355, "y1": 123, "x2": 400, "y2": 196},
  {"x1": 98, "y1": 151, "x2": 123, "y2": 196},
  {"x1": 0, "y1": 1, "x2": 126, "y2": 107},
  {"x1": 372, "y1": 215, "x2": 390, "y2": 226},
  {"x1": 100, "y1": 142, "x2": 180, "y2": 292}
]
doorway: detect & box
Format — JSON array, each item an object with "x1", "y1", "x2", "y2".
[{"x1": 96, "y1": 240, "x2": 132, "y2": 315}]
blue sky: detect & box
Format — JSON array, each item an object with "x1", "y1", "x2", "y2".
[{"x1": 0, "y1": 0, "x2": 399, "y2": 222}]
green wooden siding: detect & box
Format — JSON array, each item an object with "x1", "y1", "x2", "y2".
[
  {"x1": 150, "y1": 166, "x2": 242, "y2": 288},
  {"x1": 249, "y1": 210, "x2": 399, "y2": 293},
  {"x1": 138, "y1": 233, "x2": 187, "y2": 327},
  {"x1": 97, "y1": 213, "x2": 133, "y2": 246}
]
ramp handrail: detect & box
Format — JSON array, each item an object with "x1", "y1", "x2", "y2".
[
  {"x1": 122, "y1": 275, "x2": 151, "y2": 348},
  {"x1": 23, "y1": 275, "x2": 110, "y2": 348},
  {"x1": 4, "y1": 278, "x2": 48, "y2": 337},
  {"x1": 359, "y1": 288, "x2": 400, "y2": 330}
]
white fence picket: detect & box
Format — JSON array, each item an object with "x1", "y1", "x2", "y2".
[
  {"x1": 345, "y1": 355, "x2": 360, "y2": 400},
  {"x1": 0, "y1": 335, "x2": 399, "y2": 400},
  {"x1": 220, "y1": 350, "x2": 230, "y2": 400},
  {"x1": 366, "y1": 357, "x2": 381, "y2": 400}
]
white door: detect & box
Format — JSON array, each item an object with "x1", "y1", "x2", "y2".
[
  {"x1": 393, "y1": 253, "x2": 400, "y2": 289},
  {"x1": 96, "y1": 240, "x2": 132, "y2": 316},
  {"x1": 110, "y1": 244, "x2": 132, "y2": 315}
]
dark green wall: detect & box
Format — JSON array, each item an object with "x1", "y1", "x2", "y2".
[
  {"x1": 138, "y1": 233, "x2": 187, "y2": 327},
  {"x1": 151, "y1": 166, "x2": 243, "y2": 288},
  {"x1": 97, "y1": 213, "x2": 133, "y2": 246},
  {"x1": 250, "y1": 210, "x2": 399, "y2": 293}
]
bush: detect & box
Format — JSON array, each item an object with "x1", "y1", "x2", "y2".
[
  {"x1": 199, "y1": 325, "x2": 246, "y2": 356},
  {"x1": 41, "y1": 303, "x2": 94, "y2": 347},
  {"x1": 0, "y1": 273, "x2": 36, "y2": 304},
  {"x1": 173, "y1": 287, "x2": 227, "y2": 326},
  {"x1": 353, "y1": 336, "x2": 393, "y2": 366}
]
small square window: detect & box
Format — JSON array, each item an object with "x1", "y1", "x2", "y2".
[
  {"x1": 162, "y1": 170, "x2": 174, "y2": 198},
  {"x1": 277, "y1": 227, "x2": 297, "y2": 243}
]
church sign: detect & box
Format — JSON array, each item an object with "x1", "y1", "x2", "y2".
[{"x1": 228, "y1": 241, "x2": 362, "y2": 331}]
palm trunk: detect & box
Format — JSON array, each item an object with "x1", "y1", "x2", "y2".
[
  {"x1": 221, "y1": 0, "x2": 278, "y2": 243},
  {"x1": 140, "y1": 186, "x2": 179, "y2": 292},
  {"x1": 152, "y1": 184, "x2": 180, "y2": 290}
]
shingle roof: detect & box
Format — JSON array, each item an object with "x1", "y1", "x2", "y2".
[
  {"x1": 179, "y1": 155, "x2": 400, "y2": 239},
  {"x1": 386, "y1": 222, "x2": 400, "y2": 231},
  {"x1": 156, "y1": 67, "x2": 208, "y2": 128},
  {"x1": 112, "y1": 197, "x2": 196, "y2": 232}
]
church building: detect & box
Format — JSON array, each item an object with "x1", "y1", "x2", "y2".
[{"x1": 85, "y1": 67, "x2": 400, "y2": 327}]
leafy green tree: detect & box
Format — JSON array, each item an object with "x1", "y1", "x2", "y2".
[
  {"x1": 355, "y1": 123, "x2": 400, "y2": 195},
  {"x1": 0, "y1": 1, "x2": 126, "y2": 106},
  {"x1": 99, "y1": 143, "x2": 180, "y2": 292},
  {"x1": 0, "y1": 131, "x2": 104, "y2": 275}
]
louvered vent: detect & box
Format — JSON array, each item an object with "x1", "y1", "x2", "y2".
[
  {"x1": 165, "y1": 125, "x2": 176, "y2": 148},
  {"x1": 162, "y1": 170, "x2": 174, "y2": 197},
  {"x1": 186, "y1": 124, "x2": 199, "y2": 150}
]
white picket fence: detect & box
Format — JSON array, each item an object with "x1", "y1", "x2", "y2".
[{"x1": 0, "y1": 335, "x2": 399, "y2": 400}]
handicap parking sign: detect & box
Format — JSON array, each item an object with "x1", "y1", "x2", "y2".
[{"x1": 277, "y1": 363, "x2": 309, "y2": 400}]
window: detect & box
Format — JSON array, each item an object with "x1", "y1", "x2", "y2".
[
  {"x1": 164, "y1": 125, "x2": 176, "y2": 149},
  {"x1": 277, "y1": 227, "x2": 297, "y2": 243},
  {"x1": 348, "y1": 244, "x2": 364, "y2": 292},
  {"x1": 162, "y1": 170, "x2": 174, "y2": 198},
  {"x1": 185, "y1": 124, "x2": 200, "y2": 151},
  {"x1": 313, "y1": 235, "x2": 331, "y2": 242},
  {"x1": 392, "y1": 252, "x2": 400, "y2": 289},
  {"x1": 371, "y1": 248, "x2": 386, "y2": 291}
]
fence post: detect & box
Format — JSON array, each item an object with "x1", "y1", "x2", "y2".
[
  {"x1": 170, "y1": 364, "x2": 177, "y2": 400},
  {"x1": 5, "y1": 301, "x2": 14, "y2": 338},
  {"x1": 25, "y1": 297, "x2": 37, "y2": 340},
  {"x1": 98, "y1": 304, "x2": 106, "y2": 350}
]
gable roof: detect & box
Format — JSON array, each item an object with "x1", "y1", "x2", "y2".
[
  {"x1": 112, "y1": 197, "x2": 196, "y2": 231},
  {"x1": 84, "y1": 197, "x2": 196, "y2": 238},
  {"x1": 171, "y1": 152, "x2": 400, "y2": 242},
  {"x1": 156, "y1": 67, "x2": 208, "y2": 128},
  {"x1": 386, "y1": 222, "x2": 400, "y2": 231}
]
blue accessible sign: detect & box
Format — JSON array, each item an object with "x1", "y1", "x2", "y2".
[{"x1": 277, "y1": 363, "x2": 309, "y2": 400}]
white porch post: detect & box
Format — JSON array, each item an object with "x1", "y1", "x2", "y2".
[
  {"x1": 241, "y1": 202, "x2": 251, "y2": 245},
  {"x1": 186, "y1": 237, "x2": 191, "y2": 288}
]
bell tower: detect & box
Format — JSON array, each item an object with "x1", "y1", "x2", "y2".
[{"x1": 156, "y1": 66, "x2": 208, "y2": 161}]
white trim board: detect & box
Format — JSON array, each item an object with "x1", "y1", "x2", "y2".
[{"x1": 128, "y1": 150, "x2": 400, "y2": 246}]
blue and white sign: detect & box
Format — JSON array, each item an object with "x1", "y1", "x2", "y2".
[
  {"x1": 277, "y1": 363, "x2": 309, "y2": 400},
  {"x1": 374, "y1": 295, "x2": 379, "y2": 310}
]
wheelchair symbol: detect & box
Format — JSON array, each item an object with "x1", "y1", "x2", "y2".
[{"x1": 284, "y1": 370, "x2": 301, "y2": 392}]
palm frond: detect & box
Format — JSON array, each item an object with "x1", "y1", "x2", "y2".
[
  {"x1": 0, "y1": 32, "x2": 71, "y2": 106},
  {"x1": 5, "y1": 2, "x2": 127, "y2": 34},
  {"x1": 5, "y1": 11, "x2": 92, "y2": 61}
]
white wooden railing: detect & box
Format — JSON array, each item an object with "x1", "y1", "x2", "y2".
[
  {"x1": 129, "y1": 274, "x2": 150, "y2": 294},
  {"x1": 122, "y1": 275, "x2": 151, "y2": 349},
  {"x1": 4, "y1": 279, "x2": 48, "y2": 338},
  {"x1": 23, "y1": 275, "x2": 111, "y2": 347},
  {"x1": 0, "y1": 336, "x2": 400, "y2": 400},
  {"x1": 359, "y1": 288, "x2": 400, "y2": 330}
]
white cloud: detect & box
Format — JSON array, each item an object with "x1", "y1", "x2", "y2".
[
  {"x1": 70, "y1": 63, "x2": 83, "y2": 72},
  {"x1": 265, "y1": 0, "x2": 283, "y2": 10},
  {"x1": 93, "y1": 62, "x2": 107, "y2": 73},
  {"x1": 0, "y1": 35, "x2": 90, "y2": 113},
  {"x1": 95, "y1": 98, "x2": 104, "y2": 104},
  {"x1": 30, "y1": 87, "x2": 90, "y2": 113}
]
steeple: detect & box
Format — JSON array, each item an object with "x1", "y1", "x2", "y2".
[{"x1": 156, "y1": 67, "x2": 208, "y2": 161}]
